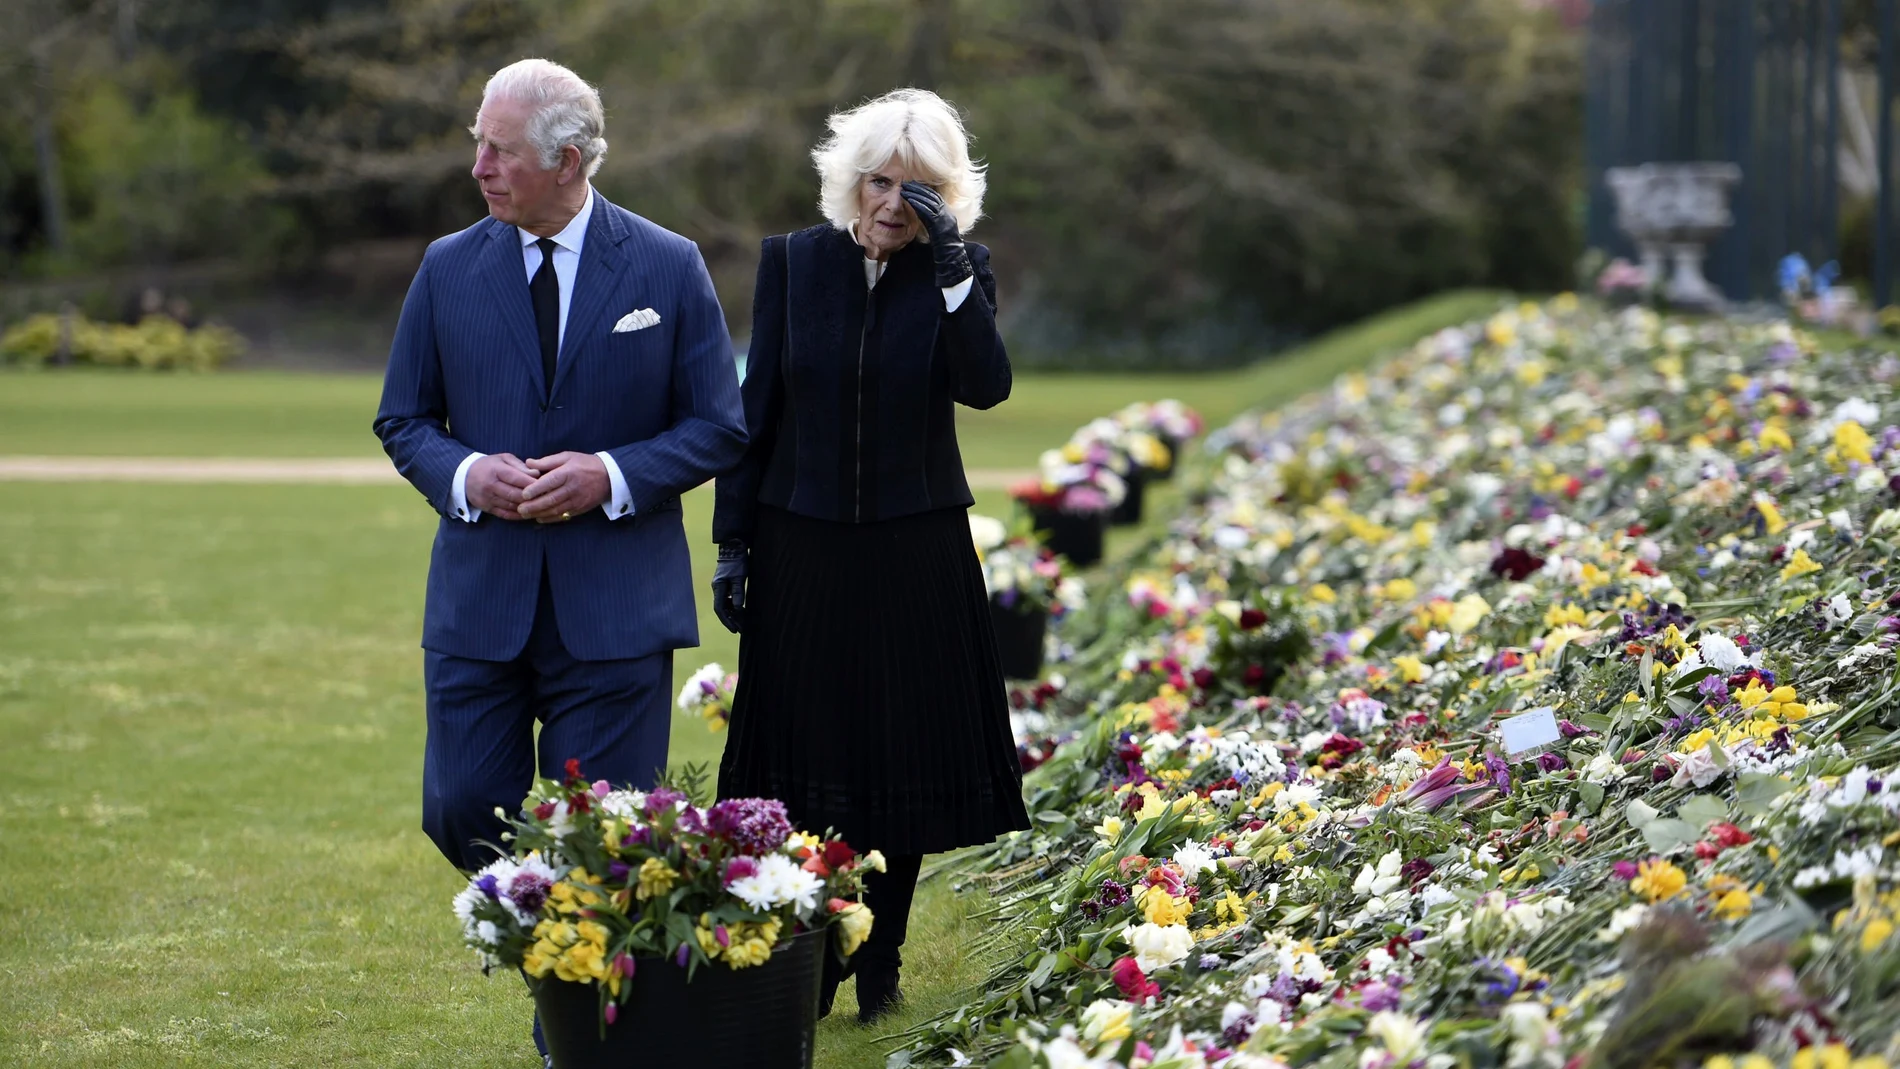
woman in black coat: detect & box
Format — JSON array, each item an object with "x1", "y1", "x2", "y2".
[{"x1": 710, "y1": 88, "x2": 1030, "y2": 1022}]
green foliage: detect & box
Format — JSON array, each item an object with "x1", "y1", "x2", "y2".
[
  {"x1": 0, "y1": 312, "x2": 244, "y2": 370},
  {"x1": 60, "y1": 80, "x2": 293, "y2": 269}
]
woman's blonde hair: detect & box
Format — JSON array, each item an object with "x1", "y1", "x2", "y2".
[{"x1": 813, "y1": 88, "x2": 986, "y2": 234}]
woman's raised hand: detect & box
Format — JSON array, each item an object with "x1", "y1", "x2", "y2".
[{"x1": 899, "y1": 180, "x2": 973, "y2": 289}]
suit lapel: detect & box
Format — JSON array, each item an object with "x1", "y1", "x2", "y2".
[
  {"x1": 478, "y1": 219, "x2": 547, "y2": 398},
  {"x1": 551, "y1": 196, "x2": 631, "y2": 400}
]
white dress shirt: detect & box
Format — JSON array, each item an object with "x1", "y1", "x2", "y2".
[
  {"x1": 858, "y1": 227, "x2": 975, "y2": 310},
  {"x1": 448, "y1": 185, "x2": 636, "y2": 523}
]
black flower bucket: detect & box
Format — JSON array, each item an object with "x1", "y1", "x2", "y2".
[
  {"x1": 990, "y1": 602, "x2": 1048, "y2": 680},
  {"x1": 533, "y1": 928, "x2": 824, "y2": 1069},
  {"x1": 1028, "y1": 506, "x2": 1107, "y2": 567},
  {"x1": 1110, "y1": 467, "x2": 1148, "y2": 527},
  {"x1": 1153, "y1": 433, "x2": 1183, "y2": 481}
]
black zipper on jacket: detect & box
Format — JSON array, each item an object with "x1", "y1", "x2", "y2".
[{"x1": 854, "y1": 287, "x2": 872, "y2": 522}]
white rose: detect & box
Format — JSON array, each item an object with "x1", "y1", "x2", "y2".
[{"x1": 1122, "y1": 923, "x2": 1194, "y2": 972}]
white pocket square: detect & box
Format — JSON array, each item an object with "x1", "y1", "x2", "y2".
[{"x1": 613, "y1": 308, "x2": 662, "y2": 333}]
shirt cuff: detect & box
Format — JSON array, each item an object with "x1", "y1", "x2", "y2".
[
  {"x1": 450, "y1": 451, "x2": 485, "y2": 522},
  {"x1": 942, "y1": 275, "x2": 974, "y2": 313},
  {"x1": 598, "y1": 451, "x2": 635, "y2": 520}
]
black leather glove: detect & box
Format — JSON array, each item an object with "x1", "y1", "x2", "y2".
[
  {"x1": 712, "y1": 540, "x2": 748, "y2": 634},
  {"x1": 900, "y1": 180, "x2": 973, "y2": 289}
]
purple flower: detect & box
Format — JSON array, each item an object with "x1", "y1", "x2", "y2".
[
  {"x1": 1402, "y1": 761, "x2": 1476, "y2": 813},
  {"x1": 707, "y1": 798, "x2": 794, "y2": 856},
  {"x1": 507, "y1": 871, "x2": 552, "y2": 915},
  {"x1": 607, "y1": 860, "x2": 631, "y2": 882},
  {"x1": 1697, "y1": 675, "x2": 1730, "y2": 705},
  {"x1": 675, "y1": 944, "x2": 690, "y2": 967},
  {"x1": 623, "y1": 826, "x2": 650, "y2": 848},
  {"x1": 1483, "y1": 752, "x2": 1513, "y2": 793},
  {"x1": 476, "y1": 874, "x2": 500, "y2": 898},
  {"x1": 1558, "y1": 719, "x2": 1594, "y2": 738},
  {"x1": 644, "y1": 788, "x2": 686, "y2": 816},
  {"x1": 1535, "y1": 752, "x2": 1568, "y2": 773},
  {"x1": 675, "y1": 805, "x2": 706, "y2": 836},
  {"x1": 1359, "y1": 979, "x2": 1404, "y2": 1012},
  {"x1": 1612, "y1": 860, "x2": 1639, "y2": 880},
  {"x1": 1399, "y1": 858, "x2": 1435, "y2": 886},
  {"x1": 723, "y1": 857, "x2": 759, "y2": 886},
  {"x1": 1098, "y1": 879, "x2": 1130, "y2": 908}
]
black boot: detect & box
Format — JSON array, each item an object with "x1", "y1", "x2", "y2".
[
  {"x1": 854, "y1": 957, "x2": 903, "y2": 1024},
  {"x1": 852, "y1": 853, "x2": 923, "y2": 1025},
  {"x1": 817, "y1": 945, "x2": 852, "y2": 1019}
]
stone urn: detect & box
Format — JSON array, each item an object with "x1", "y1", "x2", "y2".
[{"x1": 1604, "y1": 162, "x2": 1742, "y2": 311}]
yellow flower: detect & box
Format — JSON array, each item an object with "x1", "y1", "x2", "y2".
[
  {"x1": 1713, "y1": 888, "x2": 1753, "y2": 920},
  {"x1": 1631, "y1": 858, "x2": 1687, "y2": 902},
  {"x1": 1140, "y1": 886, "x2": 1193, "y2": 927},
  {"x1": 635, "y1": 857, "x2": 678, "y2": 901},
  {"x1": 1678, "y1": 728, "x2": 1716, "y2": 754},
  {"x1": 1757, "y1": 424, "x2": 1794, "y2": 453},
  {"x1": 1545, "y1": 603, "x2": 1588, "y2": 628},
  {"x1": 863, "y1": 849, "x2": 888, "y2": 873},
  {"x1": 1093, "y1": 815, "x2": 1125, "y2": 840},
  {"x1": 1447, "y1": 593, "x2": 1492, "y2": 635},
  {"x1": 1308, "y1": 583, "x2": 1337, "y2": 604},
  {"x1": 1836, "y1": 420, "x2": 1876, "y2": 465},
  {"x1": 1382, "y1": 577, "x2": 1418, "y2": 601},
  {"x1": 833, "y1": 902, "x2": 874, "y2": 957},
  {"x1": 1780, "y1": 548, "x2": 1822, "y2": 582},
  {"x1": 1080, "y1": 999, "x2": 1134, "y2": 1045},
  {"x1": 1212, "y1": 891, "x2": 1250, "y2": 925},
  {"x1": 1793, "y1": 1045, "x2": 1853, "y2": 1069},
  {"x1": 724, "y1": 935, "x2": 774, "y2": 968},
  {"x1": 1392, "y1": 655, "x2": 1428, "y2": 684},
  {"x1": 1755, "y1": 496, "x2": 1787, "y2": 535}
]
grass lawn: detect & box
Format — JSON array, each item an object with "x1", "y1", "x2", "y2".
[{"x1": 0, "y1": 289, "x2": 1504, "y2": 1067}]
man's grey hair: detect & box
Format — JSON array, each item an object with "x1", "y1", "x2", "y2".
[{"x1": 474, "y1": 58, "x2": 608, "y2": 178}]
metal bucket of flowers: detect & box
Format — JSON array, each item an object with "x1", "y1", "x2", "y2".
[
  {"x1": 971, "y1": 514, "x2": 1085, "y2": 680},
  {"x1": 452, "y1": 761, "x2": 878, "y2": 1069}
]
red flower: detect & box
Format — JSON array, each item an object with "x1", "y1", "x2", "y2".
[
  {"x1": 1111, "y1": 956, "x2": 1162, "y2": 1003},
  {"x1": 533, "y1": 801, "x2": 557, "y2": 820},
  {"x1": 1238, "y1": 608, "x2": 1269, "y2": 630},
  {"x1": 1631, "y1": 559, "x2": 1659, "y2": 577},
  {"x1": 564, "y1": 758, "x2": 583, "y2": 780},
  {"x1": 822, "y1": 840, "x2": 857, "y2": 870}
]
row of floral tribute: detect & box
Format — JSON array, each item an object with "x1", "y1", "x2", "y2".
[{"x1": 892, "y1": 298, "x2": 1900, "y2": 1069}]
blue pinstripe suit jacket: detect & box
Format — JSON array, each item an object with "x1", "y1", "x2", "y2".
[{"x1": 374, "y1": 196, "x2": 747, "y2": 662}]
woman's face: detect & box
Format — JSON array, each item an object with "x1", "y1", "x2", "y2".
[{"x1": 855, "y1": 156, "x2": 924, "y2": 261}]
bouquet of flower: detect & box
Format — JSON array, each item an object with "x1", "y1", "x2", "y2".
[
  {"x1": 453, "y1": 761, "x2": 880, "y2": 1026},
  {"x1": 1010, "y1": 445, "x2": 1128, "y2": 515},
  {"x1": 1116, "y1": 399, "x2": 1204, "y2": 444},
  {"x1": 676, "y1": 662, "x2": 737, "y2": 733},
  {"x1": 981, "y1": 536, "x2": 1085, "y2": 618}
]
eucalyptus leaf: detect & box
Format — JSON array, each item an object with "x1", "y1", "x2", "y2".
[
  {"x1": 1639, "y1": 817, "x2": 1700, "y2": 854},
  {"x1": 1674, "y1": 794, "x2": 1727, "y2": 828},
  {"x1": 1625, "y1": 798, "x2": 1660, "y2": 828}
]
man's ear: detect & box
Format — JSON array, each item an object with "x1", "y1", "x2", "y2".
[{"x1": 558, "y1": 144, "x2": 584, "y2": 185}]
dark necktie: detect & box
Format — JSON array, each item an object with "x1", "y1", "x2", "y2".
[{"x1": 529, "y1": 237, "x2": 560, "y2": 396}]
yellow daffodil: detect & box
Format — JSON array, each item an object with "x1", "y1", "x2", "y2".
[
  {"x1": 1631, "y1": 858, "x2": 1687, "y2": 902},
  {"x1": 635, "y1": 857, "x2": 678, "y2": 901},
  {"x1": 1836, "y1": 420, "x2": 1875, "y2": 465}
]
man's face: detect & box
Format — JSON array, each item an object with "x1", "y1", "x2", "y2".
[{"x1": 471, "y1": 96, "x2": 567, "y2": 230}]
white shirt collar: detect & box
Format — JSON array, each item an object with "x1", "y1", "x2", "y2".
[
  {"x1": 851, "y1": 222, "x2": 888, "y2": 290},
  {"x1": 518, "y1": 185, "x2": 594, "y2": 254}
]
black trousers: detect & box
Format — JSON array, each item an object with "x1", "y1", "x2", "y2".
[{"x1": 858, "y1": 853, "x2": 924, "y2": 968}]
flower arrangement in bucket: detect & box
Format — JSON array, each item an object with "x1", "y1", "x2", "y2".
[
  {"x1": 453, "y1": 761, "x2": 877, "y2": 1063},
  {"x1": 971, "y1": 514, "x2": 1087, "y2": 679},
  {"x1": 1010, "y1": 446, "x2": 1127, "y2": 566},
  {"x1": 675, "y1": 662, "x2": 737, "y2": 733},
  {"x1": 1069, "y1": 418, "x2": 1171, "y2": 526},
  {"x1": 1114, "y1": 399, "x2": 1202, "y2": 480}
]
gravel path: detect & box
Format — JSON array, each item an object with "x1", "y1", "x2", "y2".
[{"x1": 0, "y1": 456, "x2": 1037, "y2": 490}]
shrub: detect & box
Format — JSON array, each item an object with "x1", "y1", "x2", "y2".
[{"x1": 0, "y1": 312, "x2": 244, "y2": 370}]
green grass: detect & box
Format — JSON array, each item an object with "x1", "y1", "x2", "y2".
[
  {"x1": 0, "y1": 289, "x2": 1505, "y2": 1066},
  {"x1": 0, "y1": 289, "x2": 1505, "y2": 467}
]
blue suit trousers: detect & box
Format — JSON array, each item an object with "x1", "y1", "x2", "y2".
[{"x1": 420, "y1": 565, "x2": 673, "y2": 873}]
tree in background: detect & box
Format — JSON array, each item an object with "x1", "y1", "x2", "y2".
[{"x1": 0, "y1": 0, "x2": 1583, "y2": 368}]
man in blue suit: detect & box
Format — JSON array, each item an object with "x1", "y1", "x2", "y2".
[{"x1": 374, "y1": 58, "x2": 745, "y2": 882}]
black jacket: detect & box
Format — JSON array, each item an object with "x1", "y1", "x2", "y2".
[{"x1": 712, "y1": 224, "x2": 1010, "y2": 545}]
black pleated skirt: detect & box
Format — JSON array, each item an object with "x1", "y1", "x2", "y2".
[{"x1": 717, "y1": 505, "x2": 1031, "y2": 855}]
